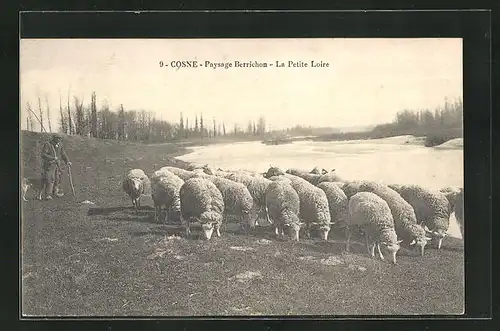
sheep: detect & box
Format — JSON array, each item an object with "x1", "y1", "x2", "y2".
[
  {"x1": 454, "y1": 188, "x2": 464, "y2": 238},
  {"x1": 265, "y1": 180, "x2": 303, "y2": 241},
  {"x1": 342, "y1": 181, "x2": 431, "y2": 256},
  {"x1": 267, "y1": 175, "x2": 292, "y2": 184},
  {"x1": 439, "y1": 186, "x2": 462, "y2": 214},
  {"x1": 263, "y1": 166, "x2": 286, "y2": 179},
  {"x1": 159, "y1": 166, "x2": 206, "y2": 181},
  {"x1": 347, "y1": 192, "x2": 402, "y2": 264},
  {"x1": 122, "y1": 169, "x2": 150, "y2": 212},
  {"x1": 151, "y1": 171, "x2": 184, "y2": 224},
  {"x1": 203, "y1": 175, "x2": 256, "y2": 229},
  {"x1": 226, "y1": 172, "x2": 272, "y2": 227},
  {"x1": 310, "y1": 166, "x2": 329, "y2": 175},
  {"x1": 286, "y1": 168, "x2": 343, "y2": 186},
  {"x1": 388, "y1": 184, "x2": 451, "y2": 249},
  {"x1": 179, "y1": 177, "x2": 225, "y2": 240},
  {"x1": 317, "y1": 182, "x2": 349, "y2": 229},
  {"x1": 284, "y1": 174, "x2": 332, "y2": 240}
]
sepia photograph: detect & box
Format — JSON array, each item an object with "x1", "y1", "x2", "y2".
[{"x1": 20, "y1": 37, "x2": 465, "y2": 316}]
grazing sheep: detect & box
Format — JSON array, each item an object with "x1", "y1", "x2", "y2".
[
  {"x1": 284, "y1": 174, "x2": 332, "y2": 240},
  {"x1": 179, "y1": 177, "x2": 225, "y2": 240},
  {"x1": 347, "y1": 192, "x2": 402, "y2": 264},
  {"x1": 439, "y1": 186, "x2": 462, "y2": 214},
  {"x1": 317, "y1": 182, "x2": 349, "y2": 228},
  {"x1": 388, "y1": 184, "x2": 451, "y2": 249},
  {"x1": 342, "y1": 181, "x2": 431, "y2": 256},
  {"x1": 454, "y1": 188, "x2": 464, "y2": 238},
  {"x1": 122, "y1": 169, "x2": 150, "y2": 212},
  {"x1": 265, "y1": 180, "x2": 302, "y2": 241},
  {"x1": 151, "y1": 171, "x2": 184, "y2": 224},
  {"x1": 160, "y1": 166, "x2": 206, "y2": 181},
  {"x1": 203, "y1": 175, "x2": 256, "y2": 229},
  {"x1": 310, "y1": 166, "x2": 329, "y2": 175},
  {"x1": 227, "y1": 172, "x2": 272, "y2": 227},
  {"x1": 286, "y1": 168, "x2": 343, "y2": 186},
  {"x1": 263, "y1": 166, "x2": 286, "y2": 179}
]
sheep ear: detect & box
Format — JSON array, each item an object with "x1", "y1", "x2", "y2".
[
  {"x1": 425, "y1": 236, "x2": 432, "y2": 241},
  {"x1": 298, "y1": 222, "x2": 306, "y2": 227},
  {"x1": 396, "y1": 240, "x2": 403, "y2": 244},
  {"x1": 409, "y1": 239, "x2": 416, "y2": 245},
  {"x1": 380, "y1": 241, "x2": 388, "y2": 245},
  {"x1": 329, "y1": 222, "x2": 336, "y2": 225}
]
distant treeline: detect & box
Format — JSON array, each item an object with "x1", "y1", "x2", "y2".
[
  {"x1": 24, "y1": 91, "x2": 270, "y2": 143},
  {"x1": 314, "y1": 97, "x2": 463, "y2": 147}
]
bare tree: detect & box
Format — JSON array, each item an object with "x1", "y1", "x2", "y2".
[
  {"x1": 45, "y1": 95, "x2": 52, "y2": 132},
  {"x1": 91, "y1": 91, "x2": 98, "y2": 137},
  {"x1": 67, "y1": 89, "x2": 73, "y2": 135},
  {"x1": 37, "y1": 97, "x2": 44, "y2": 133},
  {"x1": 59, "y1": 92, "x2": 68, "y2": 134}
]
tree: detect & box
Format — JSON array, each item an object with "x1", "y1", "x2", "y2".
[
  {"x1": 91, "y1": 91, "x2": 98, "y2": 137},
  {"x1": 116, "y1": 104, "x2": 124, "y2": 140},
  {"x1": 67, "y1": 90, "x2": 73, "y2": 135},
  {"x1": 247, "y1": 121, "x2": 253, "y2": 134},
  {"x1": 223, "y1": 122, "x2": 226, "y2": 136},
  {"x1": 200, "y1": 113, "x2": 204, "y2": 139},
  {"x1": 45, "y1": 95, "x2": 52, "y2": 132},
  {"x1": 37, "y1": 97, "x2": 44, "y2": 133},
  {"x1": 59, "y1": 93, "x2": 67, "y2": 134},
  {"x1": 195, "y1": 115, "x2": 199, "y2": 133},
  {"x1": 257, "y1": 116, "x2": 266, "y2": 136},
  {"x1": 179, "y1": 112, "x2": 184, "y2": 139},
  {"x1": 253, "y1": 122, "x2": 257, "y2": 136},
  {"x1": 213, "y1": 118, "x2": 216, "y2": 138}
]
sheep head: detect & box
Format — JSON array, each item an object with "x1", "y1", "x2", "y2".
[
  {"x1": 200, "y1": 222, "x2": 215, "y2": 240},
  {"x1": 380, "y1": 240, "x2": 403, "y2": 264}
]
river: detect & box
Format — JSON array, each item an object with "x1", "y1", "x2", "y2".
[{"x1": 177, "y1": 136, "x2": 463, "y2": 239}]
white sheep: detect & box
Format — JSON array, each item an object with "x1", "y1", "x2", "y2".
[
  {"x1": 159, "y1": 166, "x2": 207, "y2": 181},
  {"x1": 317, "y1": 182, "x2": 349, "y2": 228},
  {"x1": 265, "y1": 180, "x2": 302, "y2": 241},
  {"x1": 263, "y1": 166, "x2": 286, "y2": 179},
  {"x1": 347, "y1": 192, "x2": 403, "y2": 264},
  {"x1": 227, "y1": 172, "x2": 272, "y2": 227},
  {"x1": 179, "y1": 177, "x2": 225, "y2": 240},
  {"x1": 453, "y1": 188, "x2": 464, "y2": 238},
  {"x1": 122, "y1": 169, "x2": 150, "y2": 212},
  {"x1": 203, "y1": 175, "x2": 256, "y2": 229},
  {"x1": 151, "y1": 170, "x2": 184, "y2": 224},
  {"x1": 284, "y1": 174, "x2": 332, "y2": 240},
  {"x1": 388, "y1": 184, "x2": 451, "y2": 249},
  {"x1": 342, "y1": 181, "x2": 431, "y2": 256},
  {"x1": 310, "y1": 166, "x2": 329, "y2": 175},
  {"x1": 286, "y1": 168, "x2": 343, "y2": 186}
]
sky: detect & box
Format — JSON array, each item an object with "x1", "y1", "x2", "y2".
[{"x1": 20, "y1": 38, "x2": 462, "y2": 131}]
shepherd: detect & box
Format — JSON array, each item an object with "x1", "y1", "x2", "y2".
[{"x1": 41, "y1": 134, "x2": 72, "y2": 200}]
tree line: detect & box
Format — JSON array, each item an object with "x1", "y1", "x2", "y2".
[
  {"x1": 314, "y1": 97, "x2": 463, "y2": 146},
  {"x1": 24, "y1": 91, "x2": 269, "y2": 143}
]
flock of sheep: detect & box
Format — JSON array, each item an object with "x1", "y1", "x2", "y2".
[{"x1": 122, "y1": 163, "x2": 464, "y2": 264}]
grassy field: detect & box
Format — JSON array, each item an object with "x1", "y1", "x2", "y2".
[{"x1": 20, "y1": 131, "x2": 464, "y2": 316}]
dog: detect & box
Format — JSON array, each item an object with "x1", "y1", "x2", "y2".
[{"x1": 22, "y1": 177, "x2": 44, "y2": 201}]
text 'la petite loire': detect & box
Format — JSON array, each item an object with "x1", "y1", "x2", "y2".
[{"x1": 276, "y1": 60, "x2": 330, "y2": 68}]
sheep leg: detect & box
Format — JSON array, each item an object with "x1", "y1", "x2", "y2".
[
  {"x1": 215, "y1": 222, "x2": 221, "y2": 237},
  {"x1": 377, "y1": 243, "x2": 385, "y2": 260},
  {"x1": 369, "y1": 243, "x2": 376, "y2": 258},
  {"x1": 275, "y1": 226, "x2": 280, "y2": 238},
  {"x1": 365, "y1": 232, "x2": 371, "y2": 255},
  {"x1": 345, "y1": 227, "x2": 351, "y2": 252}
]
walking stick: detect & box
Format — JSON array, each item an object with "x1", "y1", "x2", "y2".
[{"x1": 67, "y1": 164, "x2": 76, "y2": 197}]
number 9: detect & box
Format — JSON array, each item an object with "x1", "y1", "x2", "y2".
[{"x1": 159, "y1": 61, "x2": 164, "y2": 67}]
